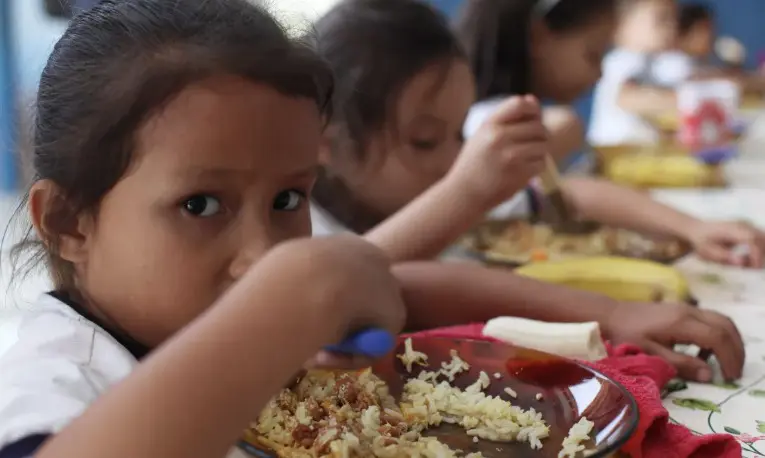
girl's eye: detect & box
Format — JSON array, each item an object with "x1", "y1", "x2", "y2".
[
  {"x1": 182, "y1": 195, "x2": 222, "y2": 217},
  {"x1": 273, "y1": 190, "x2": 305, "y2": 211}
]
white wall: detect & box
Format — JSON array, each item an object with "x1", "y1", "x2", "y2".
[
  {"x1": 11, "y1": 0, "x2": 342, "y2": 92},
  {"x1": 11, "y1": 0, "x2": 67, "y2": 93}
]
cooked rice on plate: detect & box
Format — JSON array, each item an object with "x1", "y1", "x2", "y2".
[{"x1": 247, "y1": 338, "x2": 596, "y2": 457}]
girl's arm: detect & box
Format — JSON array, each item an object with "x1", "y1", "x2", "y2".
[
  {"x1": 561, "y1": 177, "x2": 701, "y2": 240},
  {"x1": 617, "y1": 81, "x2": 678, "y2": 116},
  {"x1": 36, "y1": 238, "x2": 399, "y2": 458},
  {"x1": 394, "y1": 262, "x2": 617, "y2": 332},
  {"x1": 542, "y1": 106, "x2": 586, "y2": 165},
  {"x1": 364, "y1": 176, "x2": 492, "y2": 262},
  {"x1": 393, "y1": 261, "x2": 744, "y2": 382}
]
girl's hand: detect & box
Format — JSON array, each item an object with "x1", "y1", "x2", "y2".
[
  {"x1": 687, "y1": 220, "x2": 765, "y2": 268},
  {"x1": 263, "y1": 235, "x2": 406, "y2": 370},
  {"x1": 446, "y1": 95, "x2": 547, "y2": 208},
  {"x1": 604, "y1": 302, "x2": 745, "y2": 382}
]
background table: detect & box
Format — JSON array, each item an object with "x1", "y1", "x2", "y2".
[{"x1": 652, "y1": 111, "x2": 765, "y2": 456}]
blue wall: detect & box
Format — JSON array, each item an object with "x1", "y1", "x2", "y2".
[
  {"x1": 1, "y1": 1, "x2": 18, "y2": 190},
  {"x1": 428, "y1": 0, "x2": 765, "y2": 126}
]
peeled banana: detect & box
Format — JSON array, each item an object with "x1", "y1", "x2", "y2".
[
  {"x1": 483, "y1": 317, "x2": 608, "y2": 361},
  {"x1": 515, "y1": 256, "x2": 690, "y2": 303},
  {"x1": 604, "y1": 154, "x2": 722, "y2": 188}
]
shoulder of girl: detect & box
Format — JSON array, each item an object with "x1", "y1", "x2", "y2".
[{"x1": 0, "y1": 294, "x2": 137, "y2": 450}]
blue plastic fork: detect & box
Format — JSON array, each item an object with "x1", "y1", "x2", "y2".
[{"x1": 325, "y1": 328, "x2": 395, "y2": 358}]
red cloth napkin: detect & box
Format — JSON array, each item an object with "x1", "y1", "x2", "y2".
[{"x1": 405, "y1": 324, "x2": 741, "y2": 458}]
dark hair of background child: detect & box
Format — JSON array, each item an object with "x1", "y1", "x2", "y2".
[
  {"x1": 677, "y1": 3, "x2": 713, "y2": 37},
  {"x1": 6, "y1": 0, "x2": 333, "y2": 293},
  {"x1": 455, "y1": 0, "x2": 617, "y2": 101},
  {"x1": 310, "y1": 0, "x2": 463, "y2": 233}
]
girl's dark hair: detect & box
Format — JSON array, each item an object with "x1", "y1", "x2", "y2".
[
  {"x1": 310, "y1": 0, "x2": 463, "y2": 232},
  {"x1": 456, "y1": 0, "x2": 617, "y2": 100},
  {"x1": 678, "y1": 3, "x2": 713, "y2": 36},
  {"x1": 313, "y1": 0, "x2": 463, "y2": 162},
  {"x1": 10, "y1": 0, "x2": 333, "y2": 291}
]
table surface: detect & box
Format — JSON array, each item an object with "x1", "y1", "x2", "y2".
[{"x1": 652, "y1": 114, "x2": 765, "y2": 457}]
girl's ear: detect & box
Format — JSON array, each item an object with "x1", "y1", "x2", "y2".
[{"x1": 29, "y1": 179, "x2": 94, "y2": 264}]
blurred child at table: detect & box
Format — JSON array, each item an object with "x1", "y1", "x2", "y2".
[
  {"x1": 323, "y1": 0, "x2": 761, "y2": 266},
  {"x1": 587, "y1": 0, "x2": 680, "y2": 146},
  {"x1": 648, "y1": 3, "x2": 714, "y2": 88},
  {"x1": 657, "y1": 4, "x2": 765, "y2": 94},
  {"x1": 457, "y1": 0, "x2": 608, "y2": 166},
  {"x1": 311, "y1": 0, "x2": 748, "y2": 380}
]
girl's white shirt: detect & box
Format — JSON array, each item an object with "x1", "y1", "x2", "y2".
[
  {"x1": 0, "y1": 294, "x2": 136, "y2": 448},
  {"x1": 587, "y1": 49, "x2": 698, "y2": 146},
  {"x1": 310, "y1": 203, "x2": 349, "y2": 236},
  {"x1": 0, "y1": 294, "x2": 242, "y2": 457}
]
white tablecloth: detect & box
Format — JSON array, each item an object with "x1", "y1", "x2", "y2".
[{"x1": 649, "y1": 111, "x2": 765, "y2": 456}]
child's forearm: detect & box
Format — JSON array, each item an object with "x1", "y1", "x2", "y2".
[
  {"x1": 37, "y1": 264, "x2": 345, "y2": 458},
  {"x1": 563, "y1": 177, "x2": 700, "y2": 239},
  {"x1": 365, "y1": 177, "x2": 488, "y2": 262},
  {"x1": 617, "y1": 82, "x2": 677, "y2": 116},
  {"x1": 395, "y1": 262, "x2": 619, "y2": 335},
  {"x1": 690, "y1": 68, "x2": 765, "y2": 94}
]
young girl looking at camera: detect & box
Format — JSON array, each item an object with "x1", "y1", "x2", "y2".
[
  {"x1": 309, "y1": 0, "x2": 745, "y2": 383},
  {"x1": 0, "y1": 2, "x2": 409, "y2": 457}
]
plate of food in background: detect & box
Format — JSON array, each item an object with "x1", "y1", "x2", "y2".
[
  {"x1": 462, "y1": 220, "x2": 692, "y2": 267},
  {"x1": 239, "y1": 337, "x2": 638, "y2": 458}
]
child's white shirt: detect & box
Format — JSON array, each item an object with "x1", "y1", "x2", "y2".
[
  {"x1": 0, "y1": 294, "x2": 137, "y2": 455},
  {"x1": 0, "y1": 294, "x2": 242, "y2": 457},
  {"x1": 588, "y1": 48, "x2": 667, "y2": 146},
  {"x1": 310, "y1": 203, "x2": 349, "y2": 237},
  {"x1": 651, "y1": 51, "x2": 698, "y2": 87}
]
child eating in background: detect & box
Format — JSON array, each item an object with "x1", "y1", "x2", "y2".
[
  {"x1": 649, "y1": 3, "x2": 714, "y2": 88},
  {"x1": 655, "y1": 4, "x2": 765, "y2": 93},
  {"x1": 676, "y1": 3, "x2": 715, "y2": 61},
  {"x1": 457, "y1": 0, "x2": 613, "y2": 166},
  {"x1": 310, "y1": 0, "x2": 747, "y2": 381},
  {"x1": 446, "y1": 0, "x2": 763, "y2": 266},
  {"x1": 587, "y1": 0, "x2": 680, "y2": 146}
]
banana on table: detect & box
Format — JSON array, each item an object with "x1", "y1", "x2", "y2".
[
  {"x1": 604, "y1": 155, "x2": 721, "y2": 188},
  {"x1": 514, "y1": 256, "x2": 690, "y2": 303}
]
